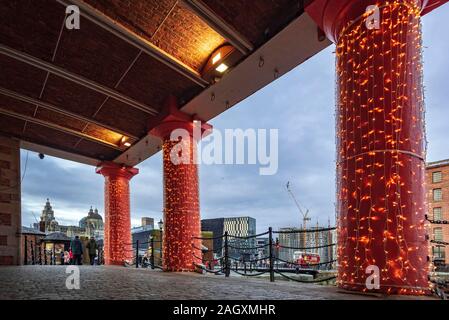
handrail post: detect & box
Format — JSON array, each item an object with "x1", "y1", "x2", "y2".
[
  {"x1": 150, "y1": 237, "x2": 155, "y2": 270},
  {"x1": 269, "y1": 227, "x2": 274, "y2": 282},
  {"x1": 24, "y1": 236, "x2": 28, "y2": 265},
  {"x1": 136, "y1": 240, "x2": 139, "y2": 268},
  {"x1": 224, "y1": 232, "x2": 230, "y2": 277}
]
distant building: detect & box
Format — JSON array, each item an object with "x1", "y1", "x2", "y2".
[
  {"x1": 256, "y1": 237, "x2": 269, "y2": 260},
  {"x1": 278, "y1": 224, "x2": 335, "y2": 269},
  {"x1": 132, "y1": 217, "x2": 155, "y2": 254},
  {"x1": 141, "y1": 217, "x2": 154, "y2": 229},
  {"x1": 33, "y1": 199, "x2": 104, "y2": 239},
  {"x1": 426, "y1": 159, "x2": 449, "y2": 268},
  {"x1": 201, "y1": 217, "x2": 256, "y2": 261},
  {"x1": 201, "y1": 218, "x2": 224, "y2": 256}
]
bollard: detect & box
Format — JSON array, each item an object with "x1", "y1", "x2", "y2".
[
  {"x1": 224, "y1": 232, "x2": 230, "y2": 277},
  {"x1": 39, "y1": 245, "x2": 42, "y2": 265},
  {"x1": 136, "y1": 240, "x2": 139, "y2": 268},
  {"x1": 269, "y1": 227, "x2": 274, "y2": 282},
  {"x1": 150, "y1": 237, "x2": 155, "y2": 270}
]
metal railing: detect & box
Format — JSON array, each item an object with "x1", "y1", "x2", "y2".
[{"x1": 192, "y1": 226, "x2": 337, "y2": 283}]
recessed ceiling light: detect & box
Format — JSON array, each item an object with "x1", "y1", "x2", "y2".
[
  {"x1": 124, "y1": 142, "x2": 131, "y2": 147},
  {"x1": 216, "y1": 63, "x2": 228, "y2": 73}
]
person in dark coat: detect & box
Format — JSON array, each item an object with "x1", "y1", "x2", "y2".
[
  {"x1": 70, "y1": 236, "x2": 83, "y2": 265},
  {"x1": 86, "y1": 237, "x2": 98, "y2": 265}
]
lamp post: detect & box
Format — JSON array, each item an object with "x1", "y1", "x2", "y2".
[{"x1": 158, "y1": 219, "x2": 163, "y2": 230}]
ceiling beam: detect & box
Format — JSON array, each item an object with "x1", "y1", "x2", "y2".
[
  {"x1": 0, "y1": 87, "x2": 139, "y2": 140},
  {"x1": 180, "y1": 0, "x2": 254, "y2": 55},
  {"x1": 0, "y1": 44, "x2": 159, "y2": 116},
  {"x1": 0, "y1": 106, "x2": 123, "y2": 151},
  {"x1": 56, "y1": 0, "x2": 209, "y2": 88},
  {"x1": 20, "y1": 140, "x2": 99, "y2": 166}
]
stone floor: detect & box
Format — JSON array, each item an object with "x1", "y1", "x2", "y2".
[{"x1": 0, "y1": 266, "x2": 436, "y2": 300}]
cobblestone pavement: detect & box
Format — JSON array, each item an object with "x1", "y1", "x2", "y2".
[{"x1": 0, "y1": 266, "x2": 435, "y2": 300}]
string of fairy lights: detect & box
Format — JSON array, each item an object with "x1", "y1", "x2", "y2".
[
  {"x1": 335, "y1": 0, "x2": 429, "y2": 294},
  {"x1": 162, "y1": 135, "x2": 202, "y2": 271}
]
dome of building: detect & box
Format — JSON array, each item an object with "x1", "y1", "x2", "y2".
[{"x1": 79, "y1": 206, "x2": 103, "y2": 230}]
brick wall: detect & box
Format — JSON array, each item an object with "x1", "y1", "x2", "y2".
[
  {"x1": 426, "y1": 161, "x2": 449, "y2": 267},
  {"x1": 0, "y1": 136, "x2": 21, "y2": 265}
]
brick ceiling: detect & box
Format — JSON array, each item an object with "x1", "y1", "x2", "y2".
[{"x1": 0, "y1": 0, "x2": 303, "y2": 163}]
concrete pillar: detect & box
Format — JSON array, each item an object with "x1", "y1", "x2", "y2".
[
  {"x1": 96, "y1": 162, "x2": 138, "y2": 265},
  {"x1": 0, "y1": 136, "x2": 21, "y2": 265},
  {"x1": 150, "y1": 96, "x2": 212, "y2": 271},
  {"x1": 306, "y1": 0, "x2": 430, "y2": 294}
]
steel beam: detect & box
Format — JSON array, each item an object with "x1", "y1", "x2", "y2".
[
  {"x1": 0, "y1": 106, "x2": 123, "y2": 151},
  {"x1": 57, "y1": 0, "x2": 209, "y2": 88},
  {"x1": 0, "y1": 44, "x2": 159, "y2": 115},
  {"x1": 0, "y1": 87, "x2": 139, "y2": 140}
]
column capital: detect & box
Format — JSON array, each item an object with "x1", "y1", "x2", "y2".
[
  {"x1": 96, "y1": 161, "x2": 139, "y2": 180},
  {"x1": 305, "y1": 0, "x2": 427, "y2": 43},
  {"x1": 149, "y1": 95, "x2": 212, "y2": 140}
]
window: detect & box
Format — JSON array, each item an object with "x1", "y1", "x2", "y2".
[
  {"x1": 432, "y1": 171, "x2": 443, "y2": 183},
  {"x1": 432, "y1": 246, "x2": 445, "y2": 260},
  {"x1": 434, "y1": 227, "x2": 443, "y2": 242},
  {"x1": 433, "y1": 188, "x2": 443, "y2": 202},
  {"x1": 433, "y1": 207, "x2": 443, "y2": 221}
]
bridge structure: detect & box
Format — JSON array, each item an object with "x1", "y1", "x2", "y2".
[{"x1": 0, "y1": 0, "x2": 447, "y2": 296}]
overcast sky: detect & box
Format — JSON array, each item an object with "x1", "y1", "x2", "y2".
[{"x1": 20, "y1": 6, "x2": 449, "y2": 233}]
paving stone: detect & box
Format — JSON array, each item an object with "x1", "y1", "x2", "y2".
[{"x1": 0, "y1": 266, "x2": 435, "y2": 300}]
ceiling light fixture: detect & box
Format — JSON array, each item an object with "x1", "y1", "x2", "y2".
[
  {"x1": 201, "y1": 45, "x2": 242, "y2": 83},
  {"x1": 215, "y1": 63, "x2": 228, "y2": 73}
]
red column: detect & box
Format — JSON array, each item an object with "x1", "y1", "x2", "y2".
[
  {"x1": 306, "y1": 0, "x2": 430, "y2": 294},
  {"x1": 96, "y1": 162, "x2": 138, "y2": 266},
  {"x1": 150, "y1": 96, "x2": 212, "y2": 271}
]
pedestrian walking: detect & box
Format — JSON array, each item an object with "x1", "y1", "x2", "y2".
[
  {"x1": 70, "y1": 236, "x2": 83, "y2": 265},
  {"x1": 86, "y1": 237, "x2": 98, "y2": 266}
]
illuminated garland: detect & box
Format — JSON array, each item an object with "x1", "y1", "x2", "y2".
[
  {"x1": 335, "y1": 0, "x2": 429, "y2": 295},
  {"x1": 97, "y1": 163, "x2": 138, "y2": 265},
  {"x1": 161, "y1": 132, "x2": 201, "y2": 271}
]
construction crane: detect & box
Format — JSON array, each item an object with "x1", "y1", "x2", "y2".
[
  {"x1": 30, "y1": 211, "x2": 39, "y2": 229},
  {"x1": 286, "y1": 181, "x2": 311, "y2": 230}
]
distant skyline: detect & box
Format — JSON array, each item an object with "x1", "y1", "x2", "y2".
[{"x1": 20, "y1": 6, "x2": 449, "y2": 233}]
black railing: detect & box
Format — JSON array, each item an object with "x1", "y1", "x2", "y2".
[{"x1": 191, "y1": 226, "x2": 337, "y2": 284}]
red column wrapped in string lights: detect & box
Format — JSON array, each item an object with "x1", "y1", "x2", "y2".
[
  {"x1": 150, "y1": 96, "x2": 212, "y2": 272},
  {"x1": 96, "y1": 162, "x2": 138, "y2": 265},
  {"x1": 306, "y1": 0, "x2": 431, "y2": 294}
]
